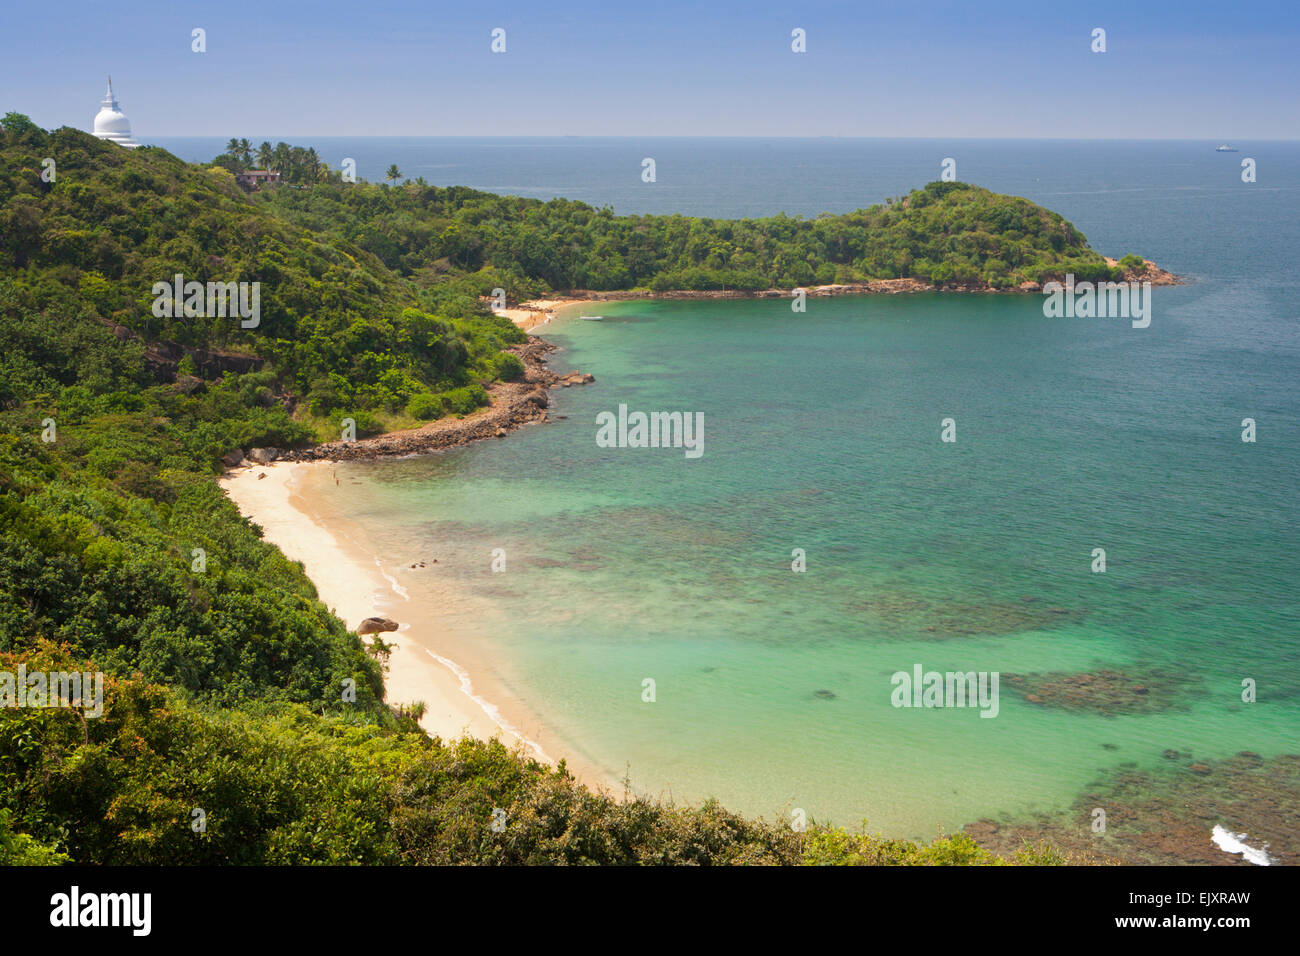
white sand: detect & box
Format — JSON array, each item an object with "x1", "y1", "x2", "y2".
[
  {"x1": 219, "y1": 461, "x2": 548, "y2": 758},
  {"x1": 491, "y1": 298, "x2": 589, "y2": 330}
]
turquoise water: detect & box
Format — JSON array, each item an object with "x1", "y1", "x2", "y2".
[{"x1": 295, "y1": 141, "x2": 1298, "y2": 839}]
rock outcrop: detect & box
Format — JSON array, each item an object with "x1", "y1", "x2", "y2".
[{"x1": 274, "y1": 339, "x2": 594, "y2": 464}]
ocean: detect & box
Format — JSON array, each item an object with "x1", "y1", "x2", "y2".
[{"x1": 227, "y1": 138, "x2": 1298, "y2": 852}]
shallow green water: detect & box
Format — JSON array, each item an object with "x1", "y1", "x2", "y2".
[{"x1": 307, "y1": 283, "x2": 1298, "y2": 838}]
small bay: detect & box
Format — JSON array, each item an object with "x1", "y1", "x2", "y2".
[{"x1": 293, "y1": 138, "x2": 1298, "y2": 841}]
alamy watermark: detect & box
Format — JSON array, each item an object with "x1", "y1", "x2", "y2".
[
  {"x1": 50, "y1": 886, "x2": 150, "y2": 936},
  {"x1": 1, "y1": 666, "x2": 104, "y2": 718},
  {"x1": 150, "y1": 274, "x2": 260, "y2": 328},
  {"x1": 1042, "y1": 274, "x2": 1151, "y2": 329},
  {"x1": 890, "y1": 664, "x2": 999, "y2": 718},
  {"x1": 596, "y1": 404, "x2": 704, "y2": 459}
]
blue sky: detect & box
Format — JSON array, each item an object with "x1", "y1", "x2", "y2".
[{"x1": 3, "y1": 0, "x2": 1297, "y2": 138}]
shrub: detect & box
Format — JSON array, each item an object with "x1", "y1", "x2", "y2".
[
  {"x1": 333, "y1": 409, "x2": 383, "y2": 437},
  {"x1": 306, "y1": 377, "x2": 340, "y2": 415},
  {"x1": 440, "y1": 383, "x2": 488, "y2": 416},
  {"x1": 495, "y1": 352, "x2": 525, "y2": 382},
  {"x1": 406, "y1": 393, "x2": 441, "y2": 420}
]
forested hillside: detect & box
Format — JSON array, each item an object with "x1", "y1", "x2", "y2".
[
  {"x1": 0, "y1": 115, "x2": 1083, "y2": 864},
  {"x1": 253, "y1": 154, "x2": 1124, "y2": 294}
]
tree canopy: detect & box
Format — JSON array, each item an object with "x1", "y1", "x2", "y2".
[{"x1": 0, "y1": 117, "x2": 1090, "y2": 865}]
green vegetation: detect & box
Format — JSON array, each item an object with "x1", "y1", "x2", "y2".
[
  {"x1": 251, "y1": 168, "x2": 1123, "y2": 295},
  {"x1": 801, "y1": 826, "x2": 1070, "y2": 866},
  {"x1": 2, "y1": 647, "x2": 1072, "y2": 866},
  {"x1": 0, "y1": 117, "x2": 527, "y2": 440},
  {"x1": 0, "y1": 116, "x2": 1090, "y2": 864},
  {"x1": 214, "y1": 138, "x2": 327, "y2": 185}
]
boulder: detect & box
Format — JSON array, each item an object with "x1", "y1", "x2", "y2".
[
  {"x1": 247, "y1": 447, "x2": 280, "y2": 463},
  {"x1": 357, "y1": 617, "x2": 399, "y2": 635},
  {"x1": 221, "y1": 448, "x2": 245, "y2": 468},
  {"x1": 175, "y1": 374, "x2": 206, "y2": 395}
]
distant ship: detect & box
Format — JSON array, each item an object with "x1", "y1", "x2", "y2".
[
  {"x1": 578, "y1": 315, "x2": 604, "y2": 321},
  {"x1": 1215, "y1": 144, "x2": 1238, "y2": 152}
]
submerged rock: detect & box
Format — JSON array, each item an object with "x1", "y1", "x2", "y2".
[
  {"x1": 1004, "y1": 668, "x2": 1199, "y2": 716},
  {"x1": 964, "y1": 752, "x2": 1300, "y2": 865},
  {"x1": 846, "y1": 590, "x2": 1084, "y2": 639}
]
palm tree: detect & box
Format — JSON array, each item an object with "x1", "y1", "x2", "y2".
[
  {"x1": 257, "y1": 141, "x2": 273, "y2": 170},
  {"x1": 385, "y1": 164, "x2": 402, "y2": 186},
  {"x1": 305, "y1": 147, "x2": 321, "y2": 183},
  {"x1": 225, "y1": 137, "x2": 241, "y2": 157},
  {"x1": 398, "y1": 701, "x2": 427, "y2": 722},
  {"x1": 238, "y1": 138, "x2": 253, "y2": 166},
  {"x1": 272, "y1": 142, "x2": 292, "y2": 177}
]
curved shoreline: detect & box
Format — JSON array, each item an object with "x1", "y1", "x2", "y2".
[
  {"x1": 216, "y1": 291, "x2": 1292, "y2": 865},
  {"x1": 218, "y1": 459, "x2": 620, "y2": 793},
  {"x1": 249, "y1": 269, "x2": 1180, "y2": 468},
  {"x1": 264, "y1": 335, "x2": 595, "y2": 464}
]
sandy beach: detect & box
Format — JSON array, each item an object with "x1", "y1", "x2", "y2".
[
  {"x1": 219, "y1": 461, "x2": 555, "y2": 761},
  {"x1": 217, "y1": 306, "x2": 621, "y2": 793},
  {"x1": 492, "y1": 298, "x2": 590, "y2": 330}
]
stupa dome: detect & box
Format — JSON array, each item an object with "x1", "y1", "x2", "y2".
[{"x1": 92, "y1": 77, "x2": 140, "y2": 148}]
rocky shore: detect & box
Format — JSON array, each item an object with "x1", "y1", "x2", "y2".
[
  {"x1": 235, "y1": 256, "x2": 1177, "y2": 468},
  {"x1": 511, "y1": 259, "x2": 1180, "y2": 306},
  {"x1": 233, "y1": 338, "x2": 593, "y2": 465}
]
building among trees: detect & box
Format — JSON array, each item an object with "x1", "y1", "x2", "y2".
[
  {"x1": 91, "y1": 77, "x2": 139, "y2": 148},
  {"x1": 236, "y1": 169, "x2": 282, "y2": 190}
]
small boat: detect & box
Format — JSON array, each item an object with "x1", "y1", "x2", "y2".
[
  {"x1": 1215, "y1": 144, "x2": 1238, "y2": 152},
  {"x1": 577, "y1": 315, "x2": 604, "y2": 321}
]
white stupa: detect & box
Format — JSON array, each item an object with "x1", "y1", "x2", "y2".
[{"x1": 92, "y1": 77, "x2": 139, "y2": 148}]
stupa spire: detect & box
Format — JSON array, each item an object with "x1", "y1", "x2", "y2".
[{"x1": 92, "y1": 76, "x2": 138, "y2": 147}]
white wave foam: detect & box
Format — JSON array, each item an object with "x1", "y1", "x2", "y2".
[
  {"x1": 422, "y1": 647, "x2": 552, "y2": 765},
  {"x1": 1211, "y1": 824, "x2": 1272, "y2": 866},
  {"x1": 373, "y1": 556, "x2": 410, "y2": 601}
]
